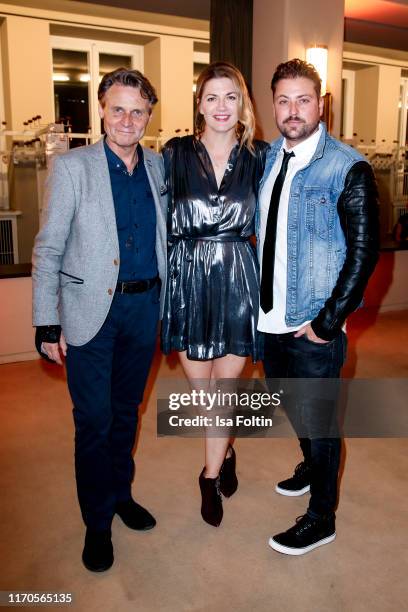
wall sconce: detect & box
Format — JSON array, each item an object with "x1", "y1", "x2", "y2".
[
  {"x1": 306, "y1": 44, "x2": 328, "y2": 95},
  {"x1": 306, "y1": 44, "x2": 332, "y2": 132}
]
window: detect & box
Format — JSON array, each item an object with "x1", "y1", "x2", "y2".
[{"x1": 51, "y1": 36, "x2": 143, "y2": 139}]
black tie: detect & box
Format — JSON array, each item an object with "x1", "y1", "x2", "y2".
[{"x1": 260, "y1": 149, "x2": 295, "y2": 314}]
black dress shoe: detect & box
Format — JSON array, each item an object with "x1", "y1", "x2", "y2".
[
  {"x1": 219, "y1": 445, "x2": 238, "y2": 497},
  {"x1": 82, "y1": 529, "x2": 113, "y2": 572},
  {"x1": 199, "y1": 468, "x2": 223, "y2": 527},
  {"x1": 116, "y1": 499, "x2": 156, "y2": 530}
]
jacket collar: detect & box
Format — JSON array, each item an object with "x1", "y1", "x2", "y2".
[
  {"x1": 90, "y1": 137, "x2": 154, "y2": 168},
  {"x1": 271, "y1": 120, "x2": 326, "y2": 156},
  {"x1": 261, "y1": 122, "x2": 328, "y2": 189}
]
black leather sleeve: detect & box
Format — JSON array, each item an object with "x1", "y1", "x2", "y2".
[
  {"x1": 311, "y1": 161, "x2": 380, "y2": 341},
  {"x1": 35, "y1": 325, "x2": 62, "y2": 362}
]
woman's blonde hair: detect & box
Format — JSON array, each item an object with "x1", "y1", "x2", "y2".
[{"x1": 195, "y1": 61, "x2": 256, "y2": 154}]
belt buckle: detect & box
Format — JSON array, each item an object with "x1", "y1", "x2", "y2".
[{"x1": 120, "y1": 282, "x2": 126, "y2": 294}]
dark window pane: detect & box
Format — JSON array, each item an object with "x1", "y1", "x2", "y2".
[
  {"x1": 52, "y1": 49, "x2": 90, "y2": 146},
  {"x1": 99, "y1": 53, "x2": 132, "y2": 77}
]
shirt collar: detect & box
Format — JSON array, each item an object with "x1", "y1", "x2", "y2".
[
  {"x1": 281, "y1": 123, "x2": 322, "y2": 161},
  {"x1": 103, "y1": 138, "x2": 143, "y2": 172}
]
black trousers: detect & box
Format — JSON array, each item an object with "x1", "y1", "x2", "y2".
[
  {"x1": 66, "y1": 286, "x2": 159, "y2": 530},
  {"x1": 262, "y1": 330, "x2": 347, "y2": 518}
]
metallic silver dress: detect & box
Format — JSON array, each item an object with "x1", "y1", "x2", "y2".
[{"x1": 161, "y1": 136, "x2": 268, "y2": 361}]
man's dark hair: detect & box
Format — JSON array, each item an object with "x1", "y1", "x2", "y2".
[
  {"x1": 271, "y1": 58, "x2": 321, "y2": 98},
  {"x1": 98, "y1": 67, "x2": 158, "y2": 108}
]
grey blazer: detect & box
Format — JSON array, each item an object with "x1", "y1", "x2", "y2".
[{"x1": 32, "y1": 138, "x2": 167, "y2": 346}]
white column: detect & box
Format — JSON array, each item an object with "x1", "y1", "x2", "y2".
[
  {"x1": 376, "y1": 65, "x2": 401, "y2": 145},
  {"x1": 144, "y1": 36, "x2": 194, "y2": 142},
  {"x1": 354, "y1": 65, "x2": 379, "y2": 143},
  {"x1": 1, "y1": 16, "x2": 54, "y2": 130}
]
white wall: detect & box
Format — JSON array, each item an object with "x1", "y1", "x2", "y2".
[
  {"x1": 0, "y1": 1, "x2": 207, "y2": 133},
  {"x1": 158, "y1": 36, "x2": 194, "y2": 139},
  {"x1": 285, "y1": 0, "x2": 344, "y2": 138},
  {"x1": 376, "y1": 65, "x2": 401, "y2": 144},
  {"x1": 341, "y1": 69, "x2": 356, "y2": 140},
  {"x1": 144, "y1": 36, "x2": 194, "y2": 139},
  {"x1": 0, "y1": 277, "x2": 36, "y2": 364},
  {"x1": 252, "y1": 0, "x2": 344, "y2": 141},
  {"x1": 343, "y1": 44, "x2": 407, "y2": 147},
  {"x1": 354, "y1": 65, "x2": 379, "y2": 143},
  {"x1": 1, "y1": 16, "x2": 54, "y2": 130}
]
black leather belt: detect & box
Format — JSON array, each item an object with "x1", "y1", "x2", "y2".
[{"x1": 116, "y1": 276, "x2": 159, "y2": 294}]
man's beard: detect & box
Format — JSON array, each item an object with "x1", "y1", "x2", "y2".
[{"x1": 279, "y1": 116, "x2": 320, "y2": 143}]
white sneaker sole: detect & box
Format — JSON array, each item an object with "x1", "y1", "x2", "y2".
[
  {"x1": 275, "y1": 484, "x2": 310, "y2": 496},
  {"x1": 268, "y1": 532, "x2": 336, "y2": 555}
]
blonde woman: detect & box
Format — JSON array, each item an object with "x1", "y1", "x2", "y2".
[{"x1": 161, "y1": 62, "x2": 268, "y2": 526}]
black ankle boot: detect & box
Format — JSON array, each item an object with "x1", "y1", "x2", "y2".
[
  {"x1": 199, "y1": 468, "x2": 223, "y2": 527},
  {"x1": 219, "y1": 445, "x2": 238, "y2": 497}
]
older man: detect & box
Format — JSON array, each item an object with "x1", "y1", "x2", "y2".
[{"x1": 32, "y1": 68, "x2": 167, "y2": 571}]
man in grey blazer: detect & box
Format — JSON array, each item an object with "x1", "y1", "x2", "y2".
[{"x1": 32, "y1": 68, "x2": 167, "y2": 572}]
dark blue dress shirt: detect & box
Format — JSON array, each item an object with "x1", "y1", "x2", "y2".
[{"x1": 104, "y1": 140, "x2": 157, "y2": 281}]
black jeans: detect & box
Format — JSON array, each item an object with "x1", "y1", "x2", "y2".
[
  {"x1": 66, "y1": 286, "x2": 159, "y2": 530},
  {"x1": 262, "y1": 330, "x2": 347, "y2": 518}
]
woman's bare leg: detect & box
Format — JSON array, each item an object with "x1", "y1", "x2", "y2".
[
  {"x1": 179, "y1": 351, "x2": 246, "y2": 477},
  {"x1": 178, "y1": 351, "x2": 213, "y2": 381},
  {"x1": 204, "y1": 354, "x2": 246, "y2": 476}
]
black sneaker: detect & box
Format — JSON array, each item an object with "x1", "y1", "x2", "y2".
[
  {"x1": 269, "y1": 514, "x2": 336, "y2": 556},
  {"x1": 82, "y1": 528, "x2": 113, "y2": 572},
  {"x1": 275, "y1": 461, "x2": 311, "y2": 496}
]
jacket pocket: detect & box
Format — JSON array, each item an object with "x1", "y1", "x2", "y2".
[
  {"x1": 59, "y1": 270, "x2": 84, "y2": 285},
  {"x1": 305, "y1": 188, "x2": 337, "y2": 240}
]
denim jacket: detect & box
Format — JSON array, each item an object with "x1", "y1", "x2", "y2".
[{"x1": 256, "y1": 123, "x2": 379, "y2": 339}]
